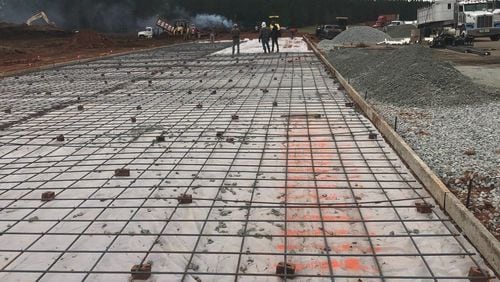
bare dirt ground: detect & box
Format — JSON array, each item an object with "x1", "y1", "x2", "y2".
[
  {"x1": 0, "y1": 23, "x2": 194, "y2": 75},
  {"x1": 0, "y1": 22, "x2": 310, "y2": 76},
  {"x1": 432, "y1": 38, "x2": 500, "y2": 66},
  {"x1": 432, "y1": 38, "x2": 500, "y2": 90}
]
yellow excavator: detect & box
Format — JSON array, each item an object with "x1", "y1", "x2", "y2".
[
  {"x1": 269, "y1": 15, "x2": 281, "y2": 30},
  {"x1": 26, "y1": 11, "x2": 56, "y2": 26}
]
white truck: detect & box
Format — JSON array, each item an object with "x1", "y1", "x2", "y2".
[
  {"x1": 492, "y1": 1, "x2": 500, "y2": 28},
  {"x1": 138, "y1": 27, "x2": 154, "y2": 39},
  {"x1": 388, "y1": 20, "x2": 417, "y2": 26},
  {"x1": 418, "y1": 0, "x2": 500, "y2": 41}
]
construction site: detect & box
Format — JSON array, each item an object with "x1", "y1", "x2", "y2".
[{"x1": 0, "y1": 1, "x2": 499, "y2": 281}]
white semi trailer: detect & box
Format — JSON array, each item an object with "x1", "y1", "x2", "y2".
[{"x1": 418, "y1": 0, "x2": 500, "y2": 41}]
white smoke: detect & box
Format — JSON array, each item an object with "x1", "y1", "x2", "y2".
[
  {"x1": 191, "y1": 14, "x2": 233, "y2": 29},
  {"x1": 136, "y1": 16, "x2": 157, "y2": 29}
]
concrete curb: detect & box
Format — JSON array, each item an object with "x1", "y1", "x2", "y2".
[
  {"x1": 0, "y1": 41, "x2": 188, "y2": 79},
  {"x1": 303, "y1": 36, "x2": 500, "y2": 275}
]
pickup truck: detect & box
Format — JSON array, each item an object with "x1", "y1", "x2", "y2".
[
  {"x1": 316, "y1": 24, "x2": 343, "y2": 40},
  {"x1": 373, "y1": 14, "x2": 399, "y2": 28}
]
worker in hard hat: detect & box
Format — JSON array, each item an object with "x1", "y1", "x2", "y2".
[
  {"x1": 270, "y1": 21, "x2": 280, "y2": 53},
  {"x1": 209, "y1": 28, "x2": 216, "y2": 47},
  {"x1": 259, "y1": 22, "x2": 271, "y2": 53},
  {"x1": 231, "y1": 24, "x2": 241, "y2": 56}
]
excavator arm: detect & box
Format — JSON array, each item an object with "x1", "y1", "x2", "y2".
[{"x1": 26, "y1": 11, "x2": 55, "y2": 26}]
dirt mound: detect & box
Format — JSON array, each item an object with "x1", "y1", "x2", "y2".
[
  {"x1": 65, "y1": 30, "x2": 115, "y2": 49},
  {"x1": 0, "y1": 23, "x2": 73, "y2": 39},
  {"x1": 0, "y1": 46, "x2": 27, "y2": 57}
]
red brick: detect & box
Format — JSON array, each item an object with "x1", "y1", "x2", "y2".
[
  {"x1": 115, "y1": 168, "x2": 130, "y2": 177},
  {"x1": 276, "y1": 262, "x2": 295, "y2": 276},
  {"x1": 131, "y1": 263, "x2": 152, "y2": 280},
  {"x1": 41, "y1": 191, "x2": 55, "y2": 202},
  {"x1": 415, "y1": 202, "x2": 433, "y2": 214},
  {"x1": 178, "y1": 194, "x2": 192, "y2": 204}
]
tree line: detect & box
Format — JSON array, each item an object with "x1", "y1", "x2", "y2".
[
  {"x1": 0, "y1": 0, "x2": 429, "y2": 32},
  {"x1": 171, "y1": 0, "x2": 429, "y2": 27}
]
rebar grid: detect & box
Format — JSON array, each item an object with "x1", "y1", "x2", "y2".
[{"x1": 0, "y1": 43, "x2": 495, "y2": 281}]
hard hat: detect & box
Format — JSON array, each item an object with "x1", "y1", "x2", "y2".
[{"x1": 261, "y1": 22, "x2": 266, "y2": 28}]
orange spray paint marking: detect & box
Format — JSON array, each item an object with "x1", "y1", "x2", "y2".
[
  {"x1": 330, "y1": 242, "x2": 382, "y2": 254},
  {"x1": 287, "y1": 214, "x2": 353, "y2": 221},
  {"x1": 285, "y1": 259, "x2": 377, "y2": 273},
  {"x1": 285, "y1": 228, "x2": 352, "y2": 237},
  {"x1": 286, "y1": 192, "x2": 338, "y2": 201},
  {"x1": 275, "y1": 242, "x2": 381, "y2": 254},
  {"x1": 280, "y1": 119, "x2": 379, "y2": 275}
]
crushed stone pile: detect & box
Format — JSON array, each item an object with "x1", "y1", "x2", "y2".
[
  {"x1": 327, "y1": 45, "x2": 498, "y2": 107},
  {"x1": 318, "y1": 26, "x2": 392, "y2": 50},
  {"x1": 326, "y1": 45, "x2": 499, "y2": 239},
  {"x1": 385, "y1": 24, "x2": 417, "y2": 39},
  {"x1": 65, "y1": 30, "x2": 115, "y2": 49}
]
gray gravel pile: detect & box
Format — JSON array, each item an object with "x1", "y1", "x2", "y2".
[
  {"x1": 318, "y1": 26, "x2": 392, "y2": 49},
  {"x1": 327, "y1": 45, "x2": 498, "y2": 107},
  {"x1": 326, "y1": 45, "x2": 499, "y2": 238},
  {"x1": 385, "y1": 24, "x2": 417, "y2": 39}
]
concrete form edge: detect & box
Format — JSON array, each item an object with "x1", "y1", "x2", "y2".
[{"x1": 303, "y1": 36, "x2": 500, "y2": 274}]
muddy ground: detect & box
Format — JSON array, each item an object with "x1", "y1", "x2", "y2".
[
  {"x1": 0, "y1": 23, "x2": 305, "y2": 76},
  {"x1": 0, "y1": 23, "x2": 228, "y2": 75},
  {"x1": 0, "y1": 21, "x2": 309, "y2": 76},
  {"x1": 433, "y1": 38, "x2": 500, "y2": 89}
]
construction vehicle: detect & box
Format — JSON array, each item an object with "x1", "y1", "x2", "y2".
[
  {"x1": 336, "y1": 17, "x2": 349, "y2": 30},
  {"x1": 388, "y1": 20, "x2": 418, "y2": 26},
  {"x1": 25, "y1": 11, "x2": 56, "y2": 26},
  {"x1": 373, "y1": 14, "x2": 399, "y2": 28},
  {"x1": 429, "y1": 31, "x2": 492, "y2": 55},
  {"x1": 138, "y1": 27, "x2": 154, "y2": 39},
  {"x1": 491, "y1": 0, "x2": 500, "y2": 28},
  {"x1": 418, "y1": 0, "x2": 500, "y2": 41},
  {"x1": 430, "y1": 30, "x2": 474, "y2": 47},
  {"x1": 154, "y1": 18, "x2": 197, "y2": 38},
  {"x1": 269, "y1": 15, "x2": 281, "y2": 28},
  {"x1": 316, "y1": 25, "x2": 344, "y2": 40},
  {"x1": 316, "y1": 17, "x2": 347, "y2": 40}
]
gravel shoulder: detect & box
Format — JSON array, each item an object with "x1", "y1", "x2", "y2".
[
  {"x1": 325, "y1": 45, "x2": 500, "y2": 240},
  {"x1": 455, "y1": 65, "x2": 500, "y2": 89}
]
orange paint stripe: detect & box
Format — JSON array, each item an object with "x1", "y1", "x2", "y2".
[
  {"x1": 277, "y1": 258, "x2": 376, "y2": 273},
  {"x1": 287, "y1": 214, "x2": 353, "y2": 221},
  {"x1": 287, "y1": 175, "x2": 315, "y2": 181},
  {"x1": 286, "y1": 193, "x2": 338, "y2": 201},
  {"x1": 285, "y1": 229, "x2": 377, "y2": 237},
  {"x1": 286, "y1": 228, "x2": 349, "y2": 236},
  {"x1": 275, "y1": 242, "x2": 381, "y2": 254}
]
